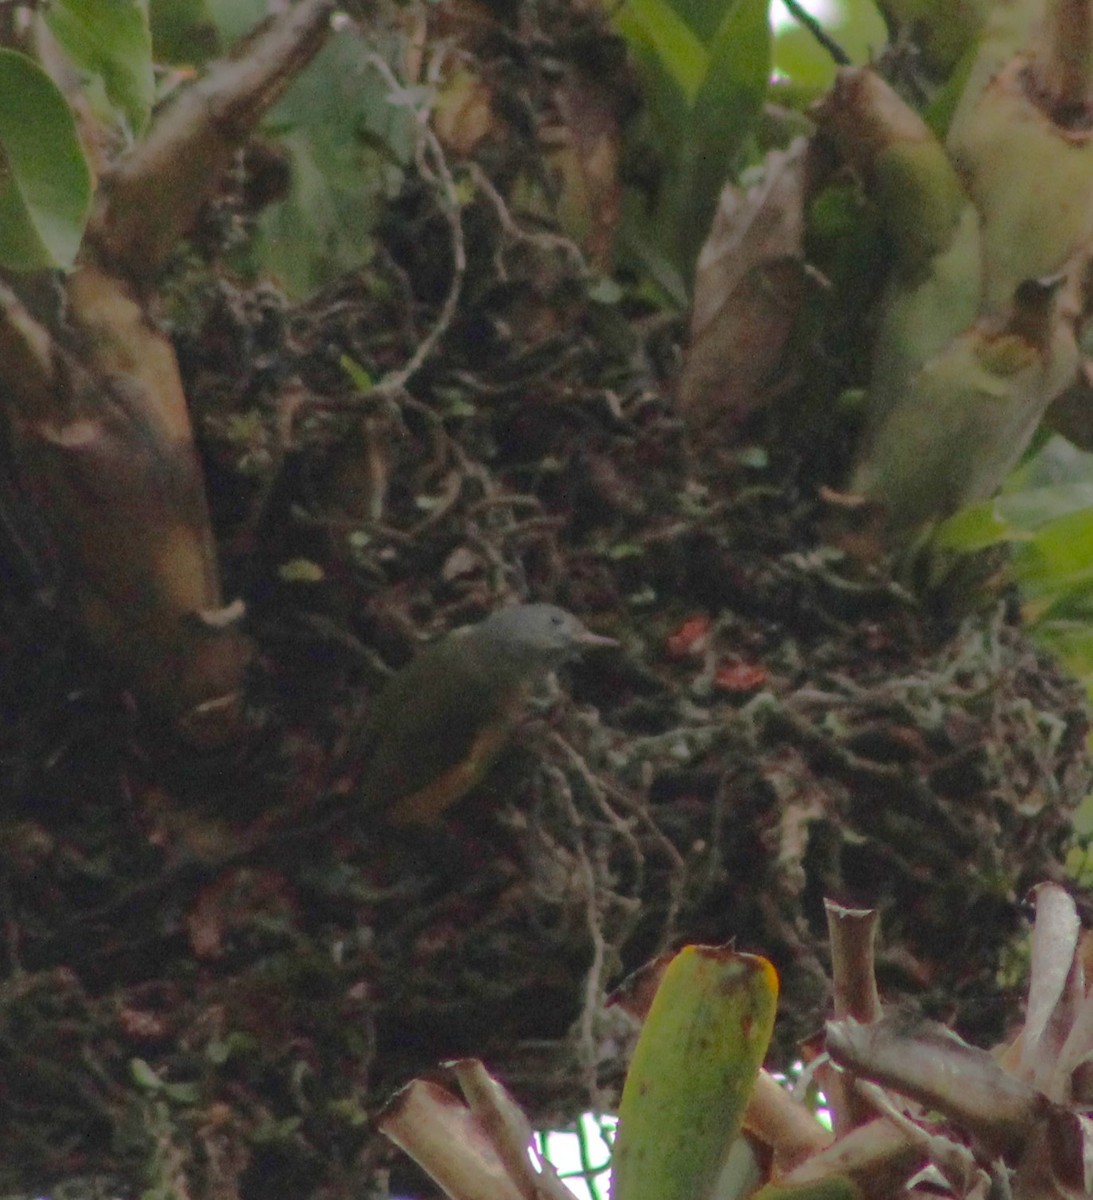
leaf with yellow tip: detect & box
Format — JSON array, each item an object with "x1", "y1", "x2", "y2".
[{"x1": 611, "y1": 945, "x2": 778, "y2": 1200}]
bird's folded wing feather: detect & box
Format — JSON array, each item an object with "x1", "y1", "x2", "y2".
[{"x1": 357, "y1": 636, "x2": 509, "y2": 816}]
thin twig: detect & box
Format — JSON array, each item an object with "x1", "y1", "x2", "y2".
[
  {"x1": 363, "y1": 51, "x2": 467, "y2": 398},
  {"x1": 548, "y1": 730, "x2": 647, "y2": 896},
  {"x1": 782, "y1": 0, "x2": 852, "y2": 66},
  {"x1": 542, "y1": 762, "x2": 612, "y2": 1105},
  {"x1": 466, "y1": 162, "x2": 588, "y2": 275}
]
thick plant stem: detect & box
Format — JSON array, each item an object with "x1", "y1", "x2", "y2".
[{"x1": 1035, "y1": 0, "x2": 1093, "y2": 124}]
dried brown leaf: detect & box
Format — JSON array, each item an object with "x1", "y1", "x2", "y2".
[
  {"x1": 678, "y1": 138, "x2": 811, "y2": 437},
  {"x1": 827, "y1": 1015, "x2": 1045, "y2": 1156},
  {"x1": 548, "y1": 70, "x2": 623, "y2": 268},
  {"x1": 780, "y1": 1116, "x2": 923, "y2": 1196},
  {"x1": 742, "y1": 1069, "x2": 834, "y2": 1175},
  {"x1": 450, "y1": 1060, "x2": 574, "y2": 1200},
  {"x1": 379, "y1": 1078, "x2": 527, "y2": 1200},
  {"x1": 1022, "y1": 884, "x2": 1084, "y2": 1095}
]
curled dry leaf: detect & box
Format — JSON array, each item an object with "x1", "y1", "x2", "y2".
[
  {"x1": 547, "y1": 67, "x2": 624, "y2": 269},
  {"x1": 741, "y1": 1069, "x2": 834, "y2": 1175},
  {"x1": 433, "y1": 67, "x2": 496, "y2": 158},
  {"x1": 448, "y1": 1060, "x2": 574, "y2": 1200},
  {"x1": 777, "y1": 1115, "x2": 924, "y2": 1193},
  {"x1": 712, "y1": 661, "x2": 769, "y2": 692},
  {"x1": 665, "y1": 614, "x2": 711, "y2": 659},
  {"x1": 827, "y1": 1014, "x2": 1047, "y2": 1158},
  {"x1": 379, "y1": 1078, "x2": 527, "y2": 1200},
  {"x1": 677, "y1": 137, "x2": 812, "y2": 439},
  {"x1": 1021, "y1": 882, "x2": 1084, "y2": 1094},
  {"x1": 379, "y1": 1062, "x2": 573, "y2": 1200}
]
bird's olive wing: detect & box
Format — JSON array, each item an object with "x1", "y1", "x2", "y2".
[{"x1": 357, "y1": 639, "x2": 506, "y2": 814}]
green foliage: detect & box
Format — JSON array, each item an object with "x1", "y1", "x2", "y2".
[
  {"x1": 676, "y1": 0, "x2": 742, "y2": 41},
  {"x1": 611, "y1": 0, "x2": 889, "y2": 299},
  {"x1": 149, "y1": 0, "x2": 221, "y2": 65},
  {"x1": 936, "y1": 444, "x2": 1093, "y2": 694},
  {"x1": 129, "y1": 1058, "x2": 201, "y2": 1104},
  {"x1": 616, "y1": 0, "x2": 708, "y2": 101},
  {"x1": 204, "y1": 0, "x2": 267, "y2": 45},
  {"x1": 46, "y1": 0, "x2": 154, "y2": 134},
  {"x1": 773, "y1": 0, "x2": 886, "y2": 95},
  {"x1": 831, "y1": 2, "x2": 1093, "y2": 536},
  {"x1": 0, "y1": 49, "x2": 93, "y2": 270},
  {"x1": 874, "y1": 0, "x2": 990, "y2": 75},
  {"x1": 613, "y1": 0, "x2": 773, "y2": 300},
  {"x1": 154, "y1": 0, "x2": 414, "y2": 294},
  {"x1": 611, "y1": 947, "x2": 778, "y2": 1200},
  {"x1": 241, "y1": 29, "x2": 416, "y2": 297},
  {"x1": 686, "y1": 1, "x2": 771, "y2": 241}
]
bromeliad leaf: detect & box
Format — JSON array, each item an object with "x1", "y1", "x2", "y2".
[
  {"x1": 613, "y1": 0, "x2": 708, "y2": 102},
  {"x1": 612, "y1": 0, "x2": 773, "y2": 290},
  {"x1": 611, "y1": 945, "x2": 778, "y2": 1200},
  {"x1": 681, "y1": 0, "x2": 772, "y2": 267}
]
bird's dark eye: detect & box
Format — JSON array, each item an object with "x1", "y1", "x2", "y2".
[{"x1": 551, "y1": 614, "x2": 564, "y2": 626}]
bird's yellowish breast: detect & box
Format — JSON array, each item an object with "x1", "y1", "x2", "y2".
[{"x1": 384, "y1": 718, "x2": 514, "y2": 826}]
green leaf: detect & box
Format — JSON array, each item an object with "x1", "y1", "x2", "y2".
[
  {"x1": 163, "y1": 1080, "x2": 202, "y2": 1104},
  {"x1": 617, "y1": 191, "x2": 691, "y2": 309},
  {"x1": 667, "y1": 0, "x2": 738, "y2": 42},
  {"x1": 996, "y1": 483, "x2": 1093, "y2": 530},
  {"x1": 243, "y1": 31, "x2": 414, "y2": 296},
  {"x1": 923, "y1": 44, "x2": 976, "y2": 139},
  {"x1": 934, "y1": 500, "x2": 1018, "y2": 554},
  {"x1": 340, "y1": 354, "x2": 375, "y2": 392},
  {"x1": 278, "y1": 558, "x2": 325, "y2": 583},
  {"x1": 704, "y1": 3, "x2": 770, "y2": 103},
  {"x1": 205, "y1": 1030, "x2": 256, "y2": 1064},
  {"x1": 679, "y1": 0, "x2": 771, "y2": 272},
  {"x1": 613, "y1": 0, "x2": 709, "y2": 102},
  {"x1": 613, "y1": 0, "x2": 770, "y2": 289},
  {"x1": 774, "y1": 0, "x2": 886, "y2": 93},
  {"x1": 46, "y1": 0, "x2": 154, "y2": 134},
  {"x1": 204, "y1": 0, "x2": 267, "y2": 45},
  {"x1": 130, "y1": 1057, "x2": 164, "y2": 1091},
  {"x1": 1013, "y1": 509, "x2": 1093, "y2": 615},
  {"x1": 1036, "y1": 621, "x2": 1093, "y2": 688},
  {"x1": 611, "y1": 946, "x2": 778, "y2": 1200},
  {"x1": 251, "y1": 1113, "x2": 303, "y2": 1143},
  {"x1": 936, "y1": 480, "x2": 1093, "y2": 581},
  {"x1": 774, "y1": 24, "x2": 838, "y2": 94},
  {"x1": 206, "y1": 1037, "x2": 232, "y2": 1065},
  {"x1": 607, "y1": 542, "x2": 645, "y2": 559},
  {"x1": 149, "y1": 0, "x2": 221, "y2": 65},
  {"x1": 588, "y1": 275, "x2": 624, "y2": 305},
  {"x1": 0, "y1": 50, "x2": 93, "y2": 270}
]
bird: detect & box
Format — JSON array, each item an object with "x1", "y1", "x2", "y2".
[
  {"x1": 40, "y1": 608, "x2": 615, "y2": 942},
  {"x1": 356, "y1": 604, "x2": 617, "y2": 826}
]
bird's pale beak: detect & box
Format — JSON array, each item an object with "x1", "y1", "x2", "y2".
[{"x1": 574, "y1": 627, "x2": 619, "y2": 649}]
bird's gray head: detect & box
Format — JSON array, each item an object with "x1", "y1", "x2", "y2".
[{"x1": 473, "y1": 604, "x2": 616, "y2": 677}]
